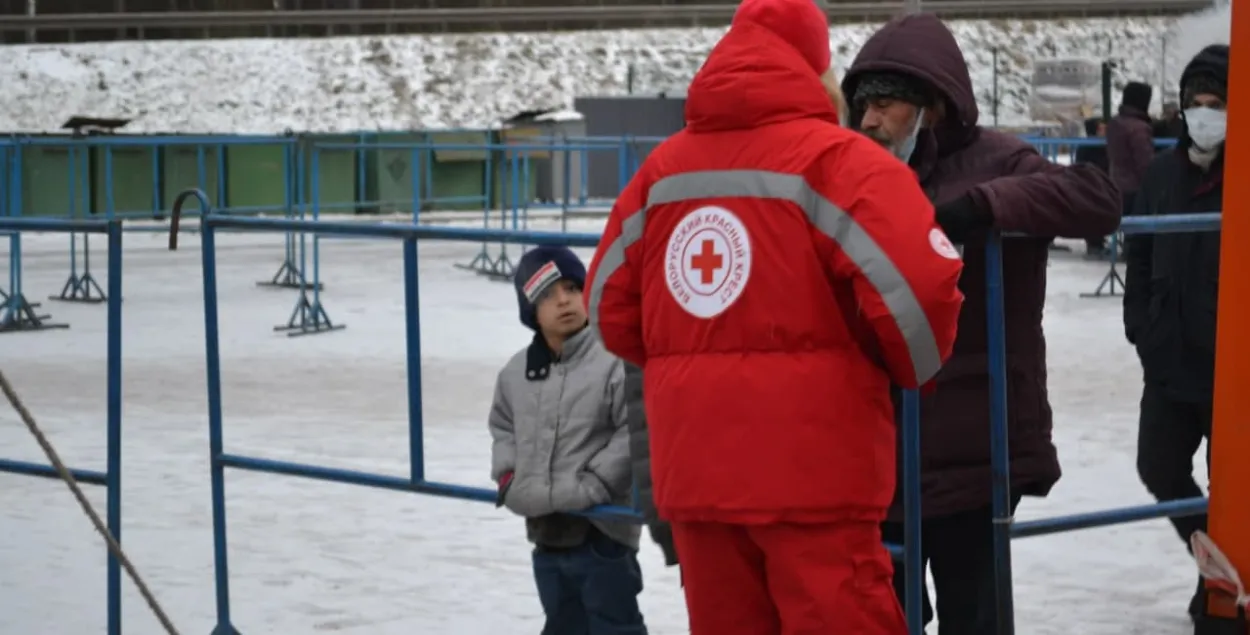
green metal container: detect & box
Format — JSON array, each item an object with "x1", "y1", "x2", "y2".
[
  {"x1": 493, "y1": 127, "x2": 543, "y2": 212},
  {"x1": 92, "y1": 145, "x2": 157, "y2": 216},
  {"x1": 361, "y1": 131, "x2": 423, "y2": 215},
  {"x1": 426, "y1": 130, "x2": 491, "y2": 212},
  {"x1": 304, "y1": 134, "x2": 357, "y2": 216},
  {"x1": 20, "y1": 143, "x2": 89, "y2": 218},
  {"x1": 225, "y1": 142, "x2": 290, "y2": 215},
  {"x1": 161, "y1": 145, "x2": 221, "y2": 212}
]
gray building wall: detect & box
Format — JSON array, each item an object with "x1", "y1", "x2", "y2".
[{"x1": 572, "y1": 96, "x2": 685, "y2": 200}]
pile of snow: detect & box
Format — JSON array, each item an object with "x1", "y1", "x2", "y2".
[{"x1": 0, "y1": 14, "x2": 1228, "y2": 134}]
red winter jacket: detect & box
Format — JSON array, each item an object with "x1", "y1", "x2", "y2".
[{"x1": 584, "y1": 20, "x2": 965, "y2": 525}]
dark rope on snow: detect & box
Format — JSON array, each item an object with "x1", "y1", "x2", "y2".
[{"x1": 0, "y1": 369, "x2": 181, "y2": 635}]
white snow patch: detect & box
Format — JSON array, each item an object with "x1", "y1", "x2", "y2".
[
  {"x1": 534, "y1": 108, "x2": 585, "y2": 123},
  {"x1": 0, "y1": 17, "x2": 1206, "y2": 134}
]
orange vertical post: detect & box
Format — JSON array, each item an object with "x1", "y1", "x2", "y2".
[{"x1": 1207, "y1": 2, "x2": 1250, "y2": 627}]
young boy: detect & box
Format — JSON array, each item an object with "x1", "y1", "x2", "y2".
[{"x1": 488, "y1": 246, "x2": 647, "y2": 635}]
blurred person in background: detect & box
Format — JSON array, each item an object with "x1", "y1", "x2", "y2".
[
  {"x1": 1154, "y1": 100, "x2": 1186, "y2": 139},
  {"x1": 841, "y1": 12, "x2": 1121, "y2": 634},
  {"x1": 1122, "y1": 43, "x2": 1228, "y2": 625},
  {"x1": 1075, "y1": 117, "x2": 1112, "y2": 258},
  {"x1": 1107, "y1": 81, "x2": 1156, "y2": 222}
]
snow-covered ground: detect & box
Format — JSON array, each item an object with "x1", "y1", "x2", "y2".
[
  {"x1": 0, "y1": 15, "x2": 1208, "y2": 134},
  {"x1": 0, "y1": 221, "x2": 1209, "y2": 634}
]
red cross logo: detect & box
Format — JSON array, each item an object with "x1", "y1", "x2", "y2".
[{"x1": 690, "y1": 239, "x2": 724, "y2": 285}]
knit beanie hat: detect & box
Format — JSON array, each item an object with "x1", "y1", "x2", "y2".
[
  {"x1": 851, "y1": 71, "x2": 936, "y2": 110},
  {"x1": 1181, "y1": 44, "x2": 1229, "y2": 105},
  {"x1": 733, "y1": 0, "x2": 831, "y2": 75},
  {"x1": 513, "y1": 246, "x2": 587, "y2": 331},
  {"x1": 1121, "y1": 81, "x2": 1153, "y2": 112}
]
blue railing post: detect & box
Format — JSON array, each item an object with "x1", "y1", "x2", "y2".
[
  {"x1": 274, "y1": 146, "x2": 341, "y2": 336},
  {"x1": 151, "y1": 144, "x2": 161, "y2": 216},
  {"x1": 196, "y1": 145, "x2": 208, "y2": 204},
  {"x1": 216, "y1": 143, "x2": 227, "y2": 207},
  {"x1": 409, "y1": 148, "x2": 421, "y2": 223},
  {"x1": 173, "y1": 188, "x2": 238, "y2": 635},
  {"x1": 900, "y1": 388, "x2": 924, "y2": 635},
  {"x1": 105, "y1": 218, "x2": 125, "y2": 635},
  {"x1": 985, "y1": 233, "x2": 1015, "y2": 633},
  {"x1": 104, "y1": 145, "x2": 116, "y2": 219},
  {"x1": 403, "y1": 237, "x2": 426, "y2": 483},
  {"x1": 0, "y1": 214, "x2": 124, "y2": 629}
]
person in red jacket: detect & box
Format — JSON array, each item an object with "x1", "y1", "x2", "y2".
[{"x1": 582, "y1": 0, "x2": 965, "y2": 632}]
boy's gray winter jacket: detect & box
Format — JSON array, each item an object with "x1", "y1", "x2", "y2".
[{"x1": 488, "y1": 327, "x2": 641, "y2": 549}]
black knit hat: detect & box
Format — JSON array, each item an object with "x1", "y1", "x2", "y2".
[
  {"x1": 851, "y1": 71, "x2": 935, "y2": 109},
  {"x1": 1121, "y1": 81, "x2": 1153, "y2": 112},
  {"x1": 513, "y1": 246, "x2": 587, "y2": 331},
  {"x1": 1180, "y1": 44, "x2": 1229, "y2": 105}
]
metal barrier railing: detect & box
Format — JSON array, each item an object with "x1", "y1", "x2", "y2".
[{"x1": 157, "y1": 186, "x2": 1222, "y2": 635}]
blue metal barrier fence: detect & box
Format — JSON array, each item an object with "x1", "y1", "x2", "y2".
[
  {"x1": 0, "y1": 216, "x2": 126, "y2": 635},
  {"x1": 172, "y1": 180, "x2": 1223, "y2": 634},
  {"x1": 5, "y1": 134, "x2": 1150, "y2": 336}
]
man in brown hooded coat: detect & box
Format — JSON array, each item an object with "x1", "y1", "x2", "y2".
[{"x1": 841, "y1": 13, "x2": 1122, "y2": 634}]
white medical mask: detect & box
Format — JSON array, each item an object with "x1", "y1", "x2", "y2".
[
  {"x1": 1184, "y1": 106, "x2": 1227, "y2": 151},
  {"x1": 894, "y1": 108, "x2": 926, "y2": 164}
]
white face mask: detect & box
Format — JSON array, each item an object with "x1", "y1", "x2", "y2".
[{"x1": 1184, "y1": 106, "x2": 1227, "y2": 151}]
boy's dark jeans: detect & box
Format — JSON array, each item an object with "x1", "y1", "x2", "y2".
[{"x1": 532, "y1": 529, "x2": 647, "y2": 635}]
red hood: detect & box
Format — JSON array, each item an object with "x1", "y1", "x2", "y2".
[{"x1": 685, "y1": 21, "x2": 840, "y2": 133}]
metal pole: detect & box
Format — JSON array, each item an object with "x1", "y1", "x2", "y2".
[
  {"x1": 1160, "y1": 35, "x2": 1167, "y2": 102},
  {"x1": 992, "y1": 48, "x2": 1000, "y2": 127},
  {"x1": 985, "y1": 234, "x2": 1016, "y2": 635},
  {"x1": 1201, "y1": 0, "x2": 1250, "y2": 627},
  {"x1": 104, "y1": 220, "x2": 124, "y2": 635},
  {"x1": 901, "y1": 389, "x2": 925, "y2": 635},
  {"x1": 25, "y1": 0, "x2": 35, "y2": 43}
]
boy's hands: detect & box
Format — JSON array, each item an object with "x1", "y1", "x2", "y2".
[{"x1": 496, "y1": 471, "x2": 514, "y2": 508}]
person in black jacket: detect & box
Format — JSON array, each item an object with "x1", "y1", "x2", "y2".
[
  {"x1": 1153, "y1": 100, "x2": 1186, "y2": 140},
  {"x1": 1074, "y1": 117, "x2": 1111, "y2": 256},
  {"x1": 1075, "y1": 116, "x2": 1109, "y2": 172},
  {"x1": 1122, "y1": 43, "x2": 1227, "y2": 624}
]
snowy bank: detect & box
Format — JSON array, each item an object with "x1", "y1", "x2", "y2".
[{"x1": 0, "y1": 16, "x2": 1218, "y2": 134}]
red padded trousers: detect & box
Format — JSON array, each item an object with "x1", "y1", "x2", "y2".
[{"x1": 671, "y1": 520, "x2": 907, "y2": 635}]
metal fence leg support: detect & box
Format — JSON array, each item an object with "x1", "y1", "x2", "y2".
[
  {"x1": 901, "y1": 389, "x2": 925, "y2": 635},
  {"x1": 202, "y1": 221, "x2": 244, "y2": 635},
  {"x1": 273, "y1": 290, "x2": 345, "y2": 337},
  {"x1": 256, "y1": 233, "x2": 323, "y2": 291},
  {"x1": 985, "y1": 234, "x2": 1016, "y2": 634},
  {"x1": 50, "y1": 232, "x2": 108, "y2": 304},
  {"x1": 1080, "y1": 232, "x2": 1124, "y2": 298},
  {"x1": 274, "y1": 235, "x2": 344, "y2": 337},
  {"x1": 453, "y1": 245, "x2": 493, "y2": 276},
  {"x1": 104, "y1": 221, "x2": 124, "y2": 635},
  {"x1": 479, "y1": 243, "x2": 517, "y2": 282},
  {"x1": 1, "y1": 232, "x2": 67, "y2": 333}
]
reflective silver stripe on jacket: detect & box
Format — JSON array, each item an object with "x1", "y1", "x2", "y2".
[{"x1": 588, "y1": 169, "x2": 943, "y2": 384}]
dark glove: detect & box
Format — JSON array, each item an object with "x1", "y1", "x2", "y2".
[
  {"x1": 934, "y1": 193, "x2": 994, "y2": 244},
  {"x1": 648, "y1": 520, "x2": 679, "y2": 567},
  {"x1": 495, "y1": 471, "x2": 514, "y2": 508}
]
